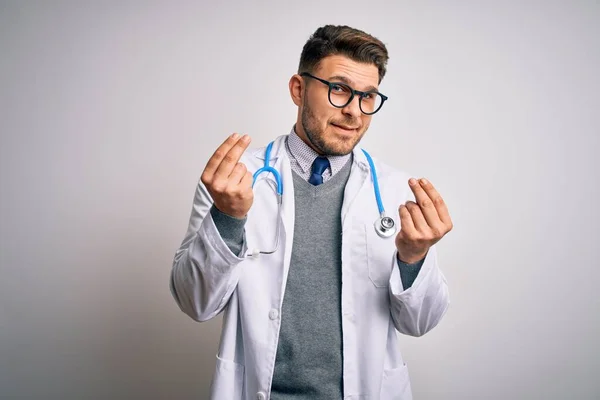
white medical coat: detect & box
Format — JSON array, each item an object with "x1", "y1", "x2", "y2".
[{"x1": 170, "y1": 135, "x2": 450, "y2": 400}]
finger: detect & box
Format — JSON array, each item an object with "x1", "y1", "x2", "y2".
[
  {"x1": 202, "y1": 133, "x2": 244, "y2": 182},
  {"x1": 239, "y1": 171, "x2": 253, "y2": 190},
  {"x1": 228, "y1": 162, "x2": 247, "y2": 185},
  {"x1": 409, "y1": 177, "x2": 441, "y2": 227},
  {"x1": 213, "y1": 134, "x2": 252, "y2": 181},
  {"x1": 418, "y1": 178, "x2": 452, "y2": 226},
  {"x1": 405, "y1": 201, "x2": 429, "y2": 232},
  {"x1": 398, "y1": 204, "x2": 416, "y2": 233}
]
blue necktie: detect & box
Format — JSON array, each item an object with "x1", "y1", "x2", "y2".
[{"x1": 309, "y1": 156, "x2": 330, "y2": 186}]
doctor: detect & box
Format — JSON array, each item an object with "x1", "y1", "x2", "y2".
[{"x1": 170, "y1": 25, "x2": 453, "y2": 400}]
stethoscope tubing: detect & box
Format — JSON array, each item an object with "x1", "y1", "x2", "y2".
[{"x1": 248, "y1": 141, "x2": 396, "y2": 256}]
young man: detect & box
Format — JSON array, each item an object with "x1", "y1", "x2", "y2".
[{"x1": 170, "y1": 25, "x2": 452, "y2": 400}]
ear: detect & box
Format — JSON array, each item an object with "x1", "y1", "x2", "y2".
[{"x1": 289, "y1": 74, "x2": 304, "y2": 107}]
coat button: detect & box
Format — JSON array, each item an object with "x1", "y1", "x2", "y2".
[
  {"x1": 268, "y1": 309, "x2": 279, "y2": 320},
  {"x1": 257, "y1": 392, "x2": 266, "y2": 400}
]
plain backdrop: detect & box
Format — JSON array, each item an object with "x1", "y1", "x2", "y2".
[{"x1": 1, "y1": 1, "x2": 599, "y2": 399}]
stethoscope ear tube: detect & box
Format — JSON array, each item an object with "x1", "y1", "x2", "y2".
[{"x1": 252, "y1": 141, "x2": 283, "y2": 195}]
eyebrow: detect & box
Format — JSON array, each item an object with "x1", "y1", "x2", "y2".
[{"x1": 327, "y1": 75, "x2": 379, "y2": 92}]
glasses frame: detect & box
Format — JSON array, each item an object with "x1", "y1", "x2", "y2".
[{"x1": 300, "y1": 72, "x2": 388, "y2": 115}]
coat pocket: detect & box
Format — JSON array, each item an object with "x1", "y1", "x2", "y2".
[
  {"x1": 210, "y1": 355, "x2": 245, "y2": 400},
  {"x1": 380, "y1": 363, "x2": 412, "y2": 400},
  {"x1": 365, "y1": 224, "x2": 396, "y2": 288}
]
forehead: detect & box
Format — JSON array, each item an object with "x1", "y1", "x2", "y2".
[{"x1": 315, "y1": 55, "x2": 380, "y2": 89}]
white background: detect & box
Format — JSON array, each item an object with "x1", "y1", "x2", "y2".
[{"x1": 1, "y1": 1, "x2": 599, "y2": 399}]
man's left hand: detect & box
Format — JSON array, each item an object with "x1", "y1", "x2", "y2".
[{"x1": 396, "y1": 178, "x2": 453, "y2": 264}]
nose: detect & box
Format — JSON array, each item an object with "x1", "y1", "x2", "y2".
[{"x1": 341, "y1": 94, "x2": 362, "y2": 119}]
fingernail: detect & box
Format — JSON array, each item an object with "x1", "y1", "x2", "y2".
[
  {"x1": 242, "y1": 134, "x2": 251, "y2": 143},
  {"x1": 409, "y1": 178, "x2": 417, "y2": 186},
  {"x1": 420, "y1": 178, "x2": 428, "y2": 185},
  {"x1": 231, "y1": 133, "x2": 240, "y2": 140}
]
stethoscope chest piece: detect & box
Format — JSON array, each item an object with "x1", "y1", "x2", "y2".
[{"x1": 374, "y1": 216, "x2": 397, "y2": 238}]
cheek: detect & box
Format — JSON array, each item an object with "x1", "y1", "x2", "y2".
[
  {"x1": 309, "y1": 105, "x2": 333, "y2": 126},
  {"x1": 309, "y1": 91, "x2": 333, "y2": 115},
  {"x1": 361, "y1": 116, "x2": 372, "y2": 130}
]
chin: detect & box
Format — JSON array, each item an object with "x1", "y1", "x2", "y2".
[
  {"x1": 322, "y1": 137, "x2": 357, "y2": 156},
  {"x1": 323, "y1": 128, "x2": 362, "y2": 155}
]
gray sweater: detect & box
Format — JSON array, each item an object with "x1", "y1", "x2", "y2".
[{"x1": 268, "y1": 157, "x2": 352, "y2": 398}]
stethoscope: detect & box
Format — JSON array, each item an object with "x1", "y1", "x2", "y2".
[{"x1": 248, "y1": 141, "x2": 396, "y2": 257}]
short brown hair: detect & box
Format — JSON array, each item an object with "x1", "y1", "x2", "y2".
[{"x1": 298, "y1": 25, "x2": 389, "y2": 83}]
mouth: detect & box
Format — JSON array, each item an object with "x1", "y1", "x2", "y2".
[{"x1": 331, "y1": 123, "x2": 359, "y2": 133}]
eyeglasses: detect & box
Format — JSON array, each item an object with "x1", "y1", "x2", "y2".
[{"x1": 300, "y1": 72, "x2": 388, "y2": 115}]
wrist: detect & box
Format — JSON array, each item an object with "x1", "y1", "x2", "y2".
[
  {"x1": 397, "y1": 250, "x2": 427, "y2": 265},
  {"x1": 213, "y1": 204, "x2": 247, "y2": 220}
]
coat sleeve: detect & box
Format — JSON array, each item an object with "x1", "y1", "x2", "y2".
[
  {"x1": 169, "y1": 181, "x2": 247, "y2": 322},
  {"x1": 388, "y1": 245, "x2": 450, "y2": 336}
]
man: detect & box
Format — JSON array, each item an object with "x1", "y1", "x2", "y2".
[{"x1": 170, "y1": 25, "x2": 452, "y2": 400}]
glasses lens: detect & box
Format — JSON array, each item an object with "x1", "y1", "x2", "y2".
[
  {"x1": 328, "y1": 83, "x2": 354, "y2": 108},
  {"x1": 359, "y1": 92, "x2": 384, "y2": 114}
]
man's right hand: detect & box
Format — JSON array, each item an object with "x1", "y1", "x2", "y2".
[{"x1": 201, "y1": 133, "x2": 254, "y2": 219}]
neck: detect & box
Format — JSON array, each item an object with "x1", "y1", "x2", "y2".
[{"x1": 293, "y1": 123, "x2": 324, "y2": 155}]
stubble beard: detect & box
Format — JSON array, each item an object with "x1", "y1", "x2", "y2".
[{"x1": 301, "y1": 99, "x2": 367, "y2": 156}]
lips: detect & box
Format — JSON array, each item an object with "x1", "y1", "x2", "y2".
[{"x1": 332, "y1": 123, "x2": 359, "y2": 131}]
